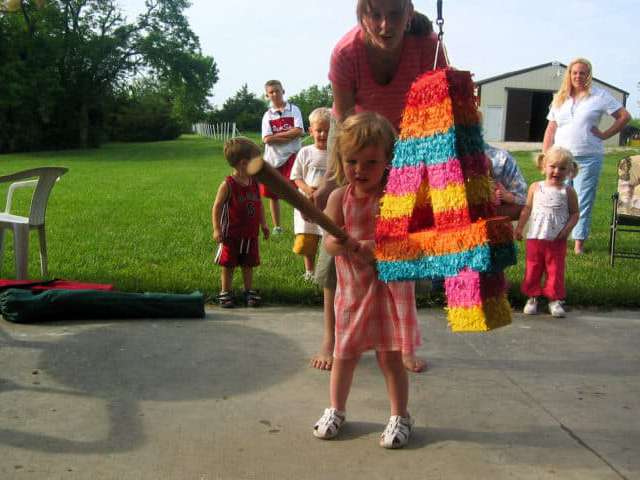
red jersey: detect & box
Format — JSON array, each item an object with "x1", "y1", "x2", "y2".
[{"x1": 220, "y1": 176, "x2": 262, "y2": 239}]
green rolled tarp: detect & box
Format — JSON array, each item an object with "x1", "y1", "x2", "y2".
[{"x1": 0, "y1": 288, "x2": 205, "y2": 323}]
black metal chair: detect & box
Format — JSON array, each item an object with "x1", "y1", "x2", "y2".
[{"x1": 609, "y1": 155, "x2": 640, "y2": 266}]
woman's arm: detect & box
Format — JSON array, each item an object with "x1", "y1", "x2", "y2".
[
  {"x1": 542, "y1": 121, "x2": 557, "y2": 153},
  {"x1": 591, "y1": 107, "x2": 632, "y2": 140},
  {"x1": 331, "y1": 83, "x2": 356, "y2": 122},
  {"x1": 313, "y1": 81, "x2": 355, "y2": 211}
]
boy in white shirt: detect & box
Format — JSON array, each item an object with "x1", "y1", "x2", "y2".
[
  {"x1": 261, "y1": 80, "x2": 305, "y2": 234},
  {"x1": 290, "y1": 108, "x2": 331, "y2": 279}
]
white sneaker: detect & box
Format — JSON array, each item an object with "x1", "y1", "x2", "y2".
[
  {"x1": 303, "y1": 271, "x2": 316, "y2": 282},
  {"x1": 272, "y1": 226, "x2": 283, "y2": 235},
  {"x1": 313, "y1": 408, "x2": 345, "y2": 439},
  {"x1": 523, "y1": 297, "x2": 538, "y2": 315},
  {"x1": 549, "y1": 300, "x2": 566, "y2": 318},
  {"x1": 380, "y1": 414, "x2": 414, "y2": 449}
]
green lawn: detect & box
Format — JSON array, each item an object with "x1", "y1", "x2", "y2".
[{"x1": 1, "y1": 136, "x2": 638, "y2": 308}]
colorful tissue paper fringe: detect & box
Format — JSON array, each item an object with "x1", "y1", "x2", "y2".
[{"x1": 375, "y1": 68, "x2": 516, "y2": 332}]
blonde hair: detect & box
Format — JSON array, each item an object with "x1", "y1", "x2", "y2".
[
  {"x1": 535, "y1": 147, "x2": 579, "y2": 179},
  {"x1": 552, "y1": 58, "x2": 593, "y2": 108},
  {"x1": 223, "y1": 137, "x2": 261, "y2": 167},
  {"x1": 308, "y1": 107, "x2": 332, "y2": 125},
  {"x1": 332, "y1": 112, "x2": 396, "y2": 186}
]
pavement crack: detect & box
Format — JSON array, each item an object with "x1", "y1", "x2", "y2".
[
  {"x1": 502, "y1": 370, "x2": 629, "y2": 480},
  {"x1": 558, "y1": 424, "x2": 629, "y2": 480},
  {"x1": 461, "y1": 337, "x2": 629, "y2": 480}
]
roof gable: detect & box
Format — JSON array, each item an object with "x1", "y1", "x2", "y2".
[{"x1": 475, "y1": 62, "x2": 628, "y2": 95}]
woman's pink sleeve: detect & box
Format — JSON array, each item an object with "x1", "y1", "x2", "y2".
[{"x1": 329, "y1": 42, "x2": 355, "y2": 90}]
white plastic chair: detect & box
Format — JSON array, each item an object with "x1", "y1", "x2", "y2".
[{"x1": 0, "y1": 167, "x2": 68, "y2": 279}]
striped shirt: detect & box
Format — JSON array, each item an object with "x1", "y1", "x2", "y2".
[
  {"x1": 329, "y1": 26, "x2": 447, "y2": 130},
  {"x1": 334, "y1": 185, "x2": 421, "y2": 359}
]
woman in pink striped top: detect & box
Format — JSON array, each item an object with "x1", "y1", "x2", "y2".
[
  {"x1": 311, "y1": 0, "x2": 447, "y2": 374},
  {"x1": 330, "y1": 0, "x2": 447, "y2": 131}
]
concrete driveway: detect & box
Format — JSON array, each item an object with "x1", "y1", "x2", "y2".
[{"x1": 1, "y1": 306, "x2": 639, "y2": 479}]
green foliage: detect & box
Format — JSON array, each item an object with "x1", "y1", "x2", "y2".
[
  {"x1": 107, "y1": 79, "x2": 182, "y2": 142},
  {"x1": 208, "y1": 84, "x2": 267, "y2": 132},
  {"x1": 0, "y1": 0, "x2": 217, "y2": 152},
  {"x1": 0, "y1": 139, "x2": 638, "y2": 308},
  {"x1": 203, "y1": 83, "x2": 332, "y2": 134},
  {"x1": 288, "y1": 84, "x2": 333, "y2": 123}
]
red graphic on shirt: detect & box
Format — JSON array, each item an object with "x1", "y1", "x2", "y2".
[{"x1": 269, "y1": 116, "x2": 295, "y2": 133}]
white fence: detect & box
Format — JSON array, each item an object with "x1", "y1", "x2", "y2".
[{"x1": 192, "y1": 122, "x2": 238, "y2": 142}]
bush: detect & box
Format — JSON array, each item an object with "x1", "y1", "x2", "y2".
[{"x1": 108, "y1": 92, "x2": 182, "y2": 142}]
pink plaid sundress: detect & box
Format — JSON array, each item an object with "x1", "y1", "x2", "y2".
[{"x1": 333, "y1": 185, "x2": 421, "y2": 359}]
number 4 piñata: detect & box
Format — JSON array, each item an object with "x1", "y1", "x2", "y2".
[{"x1": 375, "y1": 68, "x2": 517, "y2": 332}]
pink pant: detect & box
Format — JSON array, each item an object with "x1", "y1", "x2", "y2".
[{"x1": 521, "y1": 239, "x2": 566, "y2": 301}]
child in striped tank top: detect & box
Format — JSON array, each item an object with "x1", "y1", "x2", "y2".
[{"x1": 515, "y1": 147, "x2": 580, "y2": 318}]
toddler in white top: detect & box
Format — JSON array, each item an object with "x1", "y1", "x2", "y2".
[
  {"x1": 290, "y1": 108, "x2": 331, "y2": 280},
  {"x1": 515, "y1": 147, "x2": 580, "y2": 318}
]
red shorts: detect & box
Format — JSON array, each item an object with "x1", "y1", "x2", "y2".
[
  {"x1": 259, "y1": 153, "x2": 297, "y2": 199},
  {"x1": 215, "y1": 237, "x2": 260, "y2": 268}
]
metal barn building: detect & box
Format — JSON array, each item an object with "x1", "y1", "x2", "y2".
[{"x1": 476, "y1": 61, "x2": 629, "y2": 146}]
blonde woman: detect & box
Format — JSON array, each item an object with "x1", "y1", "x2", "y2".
[{"x1": 542, "y1": 58, "x2": 630, "y2": 254}]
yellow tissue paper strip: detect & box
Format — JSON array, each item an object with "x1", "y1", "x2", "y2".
[{"x1": 447, "y1": 296, "x2": 512, "y2": 332}]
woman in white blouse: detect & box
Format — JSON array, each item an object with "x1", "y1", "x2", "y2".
[{"x1": 543, "y1": 58, "x2": 630, "y2": 254}]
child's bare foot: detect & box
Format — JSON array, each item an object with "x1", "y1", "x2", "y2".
[
  {"x1": 403, "y1": 355, "x2": 427, "y2": 373},
  {"x1": 310, "y1": 353, "x2": 332, "y2": 370},
  {"x1": 310, "y1": 351, "x2": 333, "y2": 370},
  {"x1": 311, "y1": 333, "x2": 334, "y2": 371}
]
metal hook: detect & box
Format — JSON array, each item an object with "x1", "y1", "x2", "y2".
[{"x1": 436, "y1": 0, "x2": 444, "y2": 41}]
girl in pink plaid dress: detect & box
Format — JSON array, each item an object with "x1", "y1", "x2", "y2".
[{"x1": 313, "y1": 113, "x2": 420, "y2": 449}]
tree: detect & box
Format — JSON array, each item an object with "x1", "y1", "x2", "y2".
[
  {"x1": 212, "y1": 84, "x2": 266, "y2": 132},
  {"x1": 107, "y1": 77, "x2": 182, "y2": 142},
  {"x1": 0, "y1": 0, "x2": 218, "y2": 152},
  {"x1": 288, "y1": 84, "x2": 333, "y2": 124}
]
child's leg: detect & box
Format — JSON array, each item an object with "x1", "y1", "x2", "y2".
[
  {"x1": 311, "y1": 287, "x2": 336, "y2": 370},
  {"x1": 303, "y1": 254, "x2": 315, "y2": 273},
  {"x1": 311, "y1": 246, "x2": 336, "y2": 370},
  {"x1": 376, "y1": 351, "x2": 409, "y2": 417},
  {"x1": 221, "y1": 266, "x2": 234, "y2": 292},
  {"x1": 542, "y1": 239, "x2": 567, "y2": 301},
  {"x1": 269, "y1": 198, "x2": 280, "y2": 228},
  {"x1": 330, "y1": 354, "x2": 360, "y2": 412},
  {"x1": 241, "y1": 266, "x2": 253, "y2": 291},
  {"x1": 402, "y1": 353, "x2": 427, "y2": 373},
  {"x1": 521, "y1": 239, "x2": 545, "y2": 298}
]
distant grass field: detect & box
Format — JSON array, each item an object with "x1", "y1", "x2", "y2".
[{"x1": 1, "y1": 135, "x2": 638, "y2": 308}]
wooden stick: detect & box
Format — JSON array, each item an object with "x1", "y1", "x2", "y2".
[{"x1": 247, "y1": 156, "x2": 348, "y2": 242}]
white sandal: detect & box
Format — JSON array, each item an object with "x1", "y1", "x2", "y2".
[
  {"x1": 313, "y1": 407, "x2": 345, "y2": 439},
  {"x1": 380, "y1": 414, "x2": 413, "y2": 449}
]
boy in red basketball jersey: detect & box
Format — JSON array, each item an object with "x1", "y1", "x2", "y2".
[
  {"x1": 212, "y1": 138, "x2": 270, "y2": 308},
  {"x1": 261, "y1": 80, "x2": 304, "y2": 233}
]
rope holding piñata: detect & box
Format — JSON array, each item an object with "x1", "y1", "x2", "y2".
[{"x1": 375, "y1": 68, "x2": 517, "y2": 332}]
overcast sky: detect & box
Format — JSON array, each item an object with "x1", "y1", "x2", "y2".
[{"x1": 122, "y1": 0, "x2": 639, "y2": 116}]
